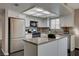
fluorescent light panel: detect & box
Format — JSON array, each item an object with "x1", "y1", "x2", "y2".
[
  {"x1": 42, "y1": 11, "x2": 51, "y2": 14},
  {"x1": 23, "y1": 7, "x2": 56, "y2": 18},
  {"x1": 34, "y1": 7, "x2": 43, "y2": 12},
  {"x1": 33, "y1": 13, "x2": 43, "y2": 16}
]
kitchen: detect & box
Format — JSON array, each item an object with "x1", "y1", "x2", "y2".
[
  {"x1": 23, "y1": 4, "x2": 75, "y2": 56},
  {"x1": 0, "y1": 3, "x2": 76, "y2": 56}
]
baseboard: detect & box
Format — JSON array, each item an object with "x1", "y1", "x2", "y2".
[
  {"x1": 10, "y1": 49, "x2": 24, "y2": 54},
  {"x1": 1, "y1": 48, "x2": 9, "y2": 56}
]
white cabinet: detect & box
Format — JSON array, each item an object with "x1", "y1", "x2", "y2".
[
  {"x1": 60, "y1": 4, "x2": 74, "y2": 27},
  {"x1": 38, "y1": 40, "x2": 58, "y2": 56},
  {"x1": 58, "y1": 37, "x2": 67, "y2": 56},
  {"x1": 47, "y1": 19, "x2": 50, "y2": 27},
  {"x1": 24, "y1": 37, "x2": 68, "y2": 56},
  {"x1": 25, "y1": 17, "x2": 30, "y2": 27},
  {"x1": 60, "y1": 14, "x2": 74, "y2": 27},
  {"x1": 38, "y1": 19, "x2": 41, "y2": 27},
  {"x1": 25, "y1": 16, "x2": 48, "y2": 27},
  {"x1": 25, "y1": 21, "x2": 29, "y2": 27},
  {"x1": 24, "y1": 42, "x2": 37, "y2": 56},
  {"x1": 43, "y1": 20, "x2": 47, "y2": 27},
  {"x1": 38, "y1": 19, "x2": 47, "y2": 27},
  {"x1": 70, "y1": 35, "x2": 75, "y2": 51}
]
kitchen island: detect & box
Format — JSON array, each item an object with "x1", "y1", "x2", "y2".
[{"x1": 23, "y1": 34, "x2": 69, "y2": 56}]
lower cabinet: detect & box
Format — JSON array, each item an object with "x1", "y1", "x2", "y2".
[
  {"x1": 58, "y1": 37, "x2": 67, "y2": 56},
  {"x1": 24, "y1": 37, "x2": 68, "y2": 56},
  {"x1": 38, "y1": 40, "x2": 58, "y2": 56},
  {"x1": 38, "y1": 37, "x2": 68, "y2": 56},
  {"x1": 70, "y1": 35, "x2": 75, "y2": 51}
]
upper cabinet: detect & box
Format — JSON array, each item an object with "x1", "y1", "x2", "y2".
[
  {"x1": 60, "y1": 14, "x2": 74, "y2": 27},
  {"x1": 35, "y1": 19, "x2": 48, "y2": 27},
  {"x1": 25, "y1": 15, "x2": 48, "y2": 27},
  {"x1": 60, "y1": 4, "x2": 74, "y2": 27}
]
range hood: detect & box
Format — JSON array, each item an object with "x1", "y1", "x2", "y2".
[{"x1": 23, "y1": 6, "x2": 57, "y2": 18}]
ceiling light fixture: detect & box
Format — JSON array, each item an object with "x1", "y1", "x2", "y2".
[
  {"x1": 42, "y1": 11, "x2": 51, "y2": 14},
  {"x1": 33, "y1": 13, "x2": 43, "y2": 16},
  {"x1": 34, "y1": 8, "x2": 43, "y2": 11},
  {"x1": 23, "y1": 6, "x2": 56, "y2": 18}
]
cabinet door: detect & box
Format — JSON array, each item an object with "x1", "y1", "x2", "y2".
[
  {"x1": 70, "y1": 35, "x2": 75, "y2": 51},
  {"x1": 38, "y1": 19, "x2": 41, "y2": 27},
  {"x1": 38, "y1": 41, "x2": 58, "y2": 56},
  {"x1": 47, "y1": 19, "x2": 49, "y2": 27},
  {"x1": 58, "y1": 37, "x2": 68, "y2": 56},
  {"x1": 25, "y1": 17, "x2": 30, "y2": 27}
]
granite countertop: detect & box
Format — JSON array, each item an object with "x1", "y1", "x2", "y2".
[{"x1": 23, "y1": 34, "x2": 69, "y2": 45}]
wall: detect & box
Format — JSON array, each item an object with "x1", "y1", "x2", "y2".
[
  {"x1": 0, "y1": 14, "x2": 3, "y2": 40},
  {"x1": 2, "y1": 8, "x2": 8, "y2": 55},
  {"x1": 0, "y1": 9, "x2": 5, "y2": 55},
  {"x1": 0, "y1": 9, "x2": 5, "y2": 40},
  {"x1": 8, "y1": 9, "x2": 26, "y2": 19},
  {"x1": 74, "y1": 9, "x2": 79, "y2": 48}
]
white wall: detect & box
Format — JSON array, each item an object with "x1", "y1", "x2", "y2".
[
  {"x1": 1, "y1": 8, "x2": 8, "y2": 55},
  {"x1": 0, "y1": 9, "x2": 5, "y2": 40},
  {"x1": 0, "y1": 9, "x2": 5, "y2": 55},
  {"x1": 0, "y1": 14, "x2": 3, "y2": 40},
  {"x1": 8, "y1": 9, "x2": 26, "y2": 19}
]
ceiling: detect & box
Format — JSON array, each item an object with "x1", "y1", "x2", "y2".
[
  {"x1": 0, "y1": 3, "x2": 78, "y2": 18},
  {"x1": 0, "y1": 3, "x2": 59, "y2": 13},
  {"x1": 68, "y1": 3, "x2": 79, "y2": 9},
  {"x1": 0, "y1": 3, "x2": 36, "y2": 12},
  {"x1": 0, "y1": 3, "x2": 79, "y2": 12},
  {"x1": 0, "y1": 3, "x2": 60, "y2": 18}
]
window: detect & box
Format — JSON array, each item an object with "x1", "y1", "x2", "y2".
[{"x1": 50, "y1": 18, "x2": 60, "y2": 29}]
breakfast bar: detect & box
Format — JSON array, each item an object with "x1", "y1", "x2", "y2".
[{"x1": 23, "y1": 34, "x2": 69, "y2": 56}]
